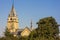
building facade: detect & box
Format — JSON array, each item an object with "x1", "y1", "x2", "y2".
[{"x1": 6, "y1": 5, "x2": 33, "y2": 37}]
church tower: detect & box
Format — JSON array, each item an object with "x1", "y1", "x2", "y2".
[{"x1": 7, "y1": 5, "x2": 19, "y2": 33}]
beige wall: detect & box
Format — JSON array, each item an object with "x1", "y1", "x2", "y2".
[
  {"x1": 7, "y1": 16, "x2": 19, "y2": 32},
  {"x1": 21, "y1": 28, "x2": 31, "y2": 37}
]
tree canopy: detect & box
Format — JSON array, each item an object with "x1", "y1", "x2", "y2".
[{"x1": 29, "y1": 17, "x2": 59, "y2": 40}]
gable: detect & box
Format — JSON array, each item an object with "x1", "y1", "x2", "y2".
[{"x1": 21, "y1": 28, "x2": 31, "y2": 37}]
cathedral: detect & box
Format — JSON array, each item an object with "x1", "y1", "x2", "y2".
[{"x1": 6, "y1": 4, "x2": 33, "y2": 37}]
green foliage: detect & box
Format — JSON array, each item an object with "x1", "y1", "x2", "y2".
[
  {"x1": 29, "y1": 17, "x2": 59, "y2": 40},
  {"x1": 4, "y1": 28, "x2": 14, "y2": 37}
]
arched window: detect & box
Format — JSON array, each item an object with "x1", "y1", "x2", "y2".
[{"x1": 10, "y1": 18, "x2": 12, "y2": 20}]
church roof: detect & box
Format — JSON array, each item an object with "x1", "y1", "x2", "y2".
[
  {"x1": 22, "y1": 27, "x2": 31, "y2": 32},
  {"x1": 17, "y1": 27, "x2": 31, "y2": 32},
  {"x1": 9, "y1": 5, "x2": 17, "y2": 17}
]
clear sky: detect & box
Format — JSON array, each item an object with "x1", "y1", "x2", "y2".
[{"x1": 0, "y1": 0, "x2": 60, "y2": 36}]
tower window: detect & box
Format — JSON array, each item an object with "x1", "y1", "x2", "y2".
[{"x1": 10, "y1": 18, "x2": 12, "y2": 20}]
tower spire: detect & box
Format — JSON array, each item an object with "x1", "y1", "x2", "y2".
[
  {"x1": 30, "y1": 20, "x2": 33, "y2": 31},
  {"x1": 31, "y1": 20, "x2": 32, "y2": 28},
  {"x1": 12, "y1": 0, "x2": 14, "y2": 8},
  {"x1": 8, "y1": 0, "x2": 17, "y2": 17}
]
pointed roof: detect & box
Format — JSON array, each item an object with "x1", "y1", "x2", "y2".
[
  {"x1": 23, "y1": 27, "x2": 31, "y2": 32},
  {"x1": 9, "y1": 5, "x2": 17, "y2": 17},
  {"x1": 31, "y1": 20, "x2": 32, "y2": 28}
]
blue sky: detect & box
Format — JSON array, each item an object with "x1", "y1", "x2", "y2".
[{"x1": 0, "y1": 0, "x2": 60, "y2": 36}]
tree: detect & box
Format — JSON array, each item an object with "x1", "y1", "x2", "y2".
[
  {"x1": 4, "y1": 28, "x2": 13, "y2": 37},
  {"x1": 29, "y1": 17, "x2": 59, "y2": 40},
  {"x1": 37, "y1": 17, "x2": 59, "y2": 40},
  {"x1": 4, "y1": 28, "x2": 18, "y2": 40}
]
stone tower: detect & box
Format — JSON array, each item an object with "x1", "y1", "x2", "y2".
[{"x1": 7, "y1": 5, "x2": 19, "y2": 33}]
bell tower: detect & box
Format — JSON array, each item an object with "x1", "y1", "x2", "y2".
[{"x1": 7, "y1": 1, "x2": 19, "y2": 33}]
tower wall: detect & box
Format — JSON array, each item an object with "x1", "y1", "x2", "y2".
[{"x1": 7, "y1": 5, "x2": 19, "y2": 33}]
